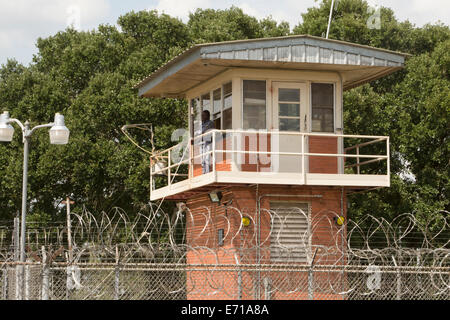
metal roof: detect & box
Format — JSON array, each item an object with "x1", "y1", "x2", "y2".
[{"x1": 135, "y1": 35, "x2": 410, "y2": 98}]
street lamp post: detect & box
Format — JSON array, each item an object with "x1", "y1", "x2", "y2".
[{"x1": 0, "y1": 111, "x2": 70, "y2": 299}]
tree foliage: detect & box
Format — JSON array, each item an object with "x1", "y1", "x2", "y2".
[{"x1": 0, "y1": 2, "x2": 448, "y2": 225}]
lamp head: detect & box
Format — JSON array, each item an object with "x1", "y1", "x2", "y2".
[
  {"x1": 0, "y1": 111, "x2": 14, "y2": 142},
  {"x1": 208, "y1": 191, "x2": 223, "y2": 204},
  {"x1": 49, "y1": 113, "x2": 70, "y2": 145}
]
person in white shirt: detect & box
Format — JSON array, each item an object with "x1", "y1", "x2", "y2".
[{"x1": 201, "y1": 110, "x2": 215, "y2": 174}]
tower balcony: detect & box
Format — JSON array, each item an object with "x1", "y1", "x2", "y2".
[{"x1": 150, "y1": 130, "x2": 389, "y2": 201}]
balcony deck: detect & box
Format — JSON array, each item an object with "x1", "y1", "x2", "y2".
[{"x1": 150, "y1": 130, "x2": 390, "y2": 201}]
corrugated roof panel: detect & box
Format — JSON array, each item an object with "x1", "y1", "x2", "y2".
[
  {"x1": 347, "y1": 53, "x2": 358, "y2": 65},
  {"x1": 320, "y1": 48, "x2": 333, "y2": 64},
  {"x1": 249, "y1": 48, "x2": 263, "y2": 60},
  {"x1": 263, "y1": 47, "x2": 277, "y2": 61},
  {"x1": 334, "y1": 50, "x2": 346, "y2": 64},
  {"x1": 135, "y1": 35, "x2": 409, "y2": 97},
  {"x1": 277, "y1": 46, "x2": 290, "y2": 62},
  {"x1": 291, "y1": 45, "x2": 305, "y2": 62},
  {"x1": 235, "y1": 49, "x2": 248, "y2": 60},
  {"x1": 220, "y1": 51, "x2": 234, "y2": 59},
  {"x1": 361, "y1": 55, "x2": 373, "y2": 66},
  {"x1": 374, "y1": 58, "x2": 386, "y2": 66},
  {"x1": 306, "y1": 45, "x2": 319, "y2": 63}
]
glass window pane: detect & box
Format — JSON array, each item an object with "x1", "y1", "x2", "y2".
[
  {"x1": 279, "y1": 88, "x2": 300, "y2": 102},
  {"x1": 279, "y1": 118, "x2": 300, "y2": 132},
  {"x1": 243, "y1": 80, "x2": 266, "y2": 129},
  {"x1": 311, "y1": 83, "x2": 334, "y2": 132},
  {"x1": 223, "y1": 82, "x2": 232, "y2": 129},
  {"x1": 224, "y1": 83, "x2": 232, "y2": 110},
  {"x1": 201, "y1": 92, "x2": 211, "y2": 115},
  {"x1": 192, "y1": 98, "x2": 201, "y2": 135},
  {"x1": 213, "y1": 88, "x2": 221, "y2": 114},
  {"x1": 223, "y1": 108, "x2": 232, "y2": 130},
  {"x1": 214, "y1": 118, "x2": 221, "y2": 129},
  {"x1": 243, "y1": 106, "x2": 266, "y2": 129},
  {"x1": 279, "y1": 103, "x2": 300, "y2": 117}
]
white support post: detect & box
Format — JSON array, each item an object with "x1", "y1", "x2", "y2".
[
  {"x1": 212, "y1": 132, "x2": 216, "y2": 178},
  {"x1": 168, "y1": 149, "x2": 171, "y2": 187},
  {"x1": 356, "y1": 146, "x2": 360, "y2": 175},
  {"x1": 301, "y1": 134, "x2": 306, "y2": 183},
  {"x1": 149, "y1": 156, "x2": 153, "y2": 195},
  {"x1": 387, "y1": 137, "x2": 390, "y2": 177}
]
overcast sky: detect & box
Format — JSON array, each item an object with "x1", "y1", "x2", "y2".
[{"x1": 0, "y1": 0, "x2": 449, "y2": 67}]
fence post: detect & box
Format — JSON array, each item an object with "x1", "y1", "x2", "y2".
[
  {"x1": 114, "y1": 245, "x2": 120, "y2": 300},
  {"x1": 65, "y1": 252, "x2": 72, "y2": 300},
  {"x1": 15, "y1": 265, "x2": 21, "y2": 300},
  {"x1": 263, "y1": 277, "x2": 271, "y2": 300},
  {"x1": 308, "y1": 248, "x2": 318, "y2": 300},
  {"x1": 2, "y1": 268, "x2": 7, "y2": 300},
  {"x1": 13, "y1": 217, "x2": 20, "y2": 261},
  {"x1": 41, "y1": 246, "x2": 49, "y2": 300},
  {"x1": 396, "y1": 268, "x2": 401, "y2": 300},
  {"x1": 237, "y1": 263, "x2": 242, "y2": 300},
  {"x1": 308, "y1": 268, "x2": 314, "y2": 300},
  {"x1": 24, "y1": 263, "x2": 30, "y2": 300},
  {"x1": 13, "y1": 216, "x2": 21, "y2": 300},
  {"x1": 392, "y1": 255, "x2": 401, "y2": 300}
]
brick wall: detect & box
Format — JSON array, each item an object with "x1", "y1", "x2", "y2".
[
  {"x1": 184, "y1": 185, "x2": 347, "y2": 300},
  {"x1": 308, "y1": 136, "x2": 338, "y2": 173}
]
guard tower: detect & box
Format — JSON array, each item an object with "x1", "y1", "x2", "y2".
[{"x1": 135, "y1": 35, "x2": 408, "y2": 299}]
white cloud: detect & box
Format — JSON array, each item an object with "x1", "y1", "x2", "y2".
[
  {"x1": 1, "y1": 0, "x2": 448, "y2": 66},
  {"x1": 367, "y1": 0, "x2": 450, "y2": 26},
  {"x1": 236, "y1": 2, "x2": 265, "y2": 20},
  {"x1": 0, "y1": 0, "x2": 110, "y2": 65},
  {"x1": 150, "y1": 0, "x2": 212, "y2": 22}
]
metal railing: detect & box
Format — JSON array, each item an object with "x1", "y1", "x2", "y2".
[{"x1": 150, "y1": 130, "x2": 390, "y2": 192}]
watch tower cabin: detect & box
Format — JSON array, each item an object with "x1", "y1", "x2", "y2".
[{"x1": 135, "y1": 35, "x2": 408, "y2": 299}]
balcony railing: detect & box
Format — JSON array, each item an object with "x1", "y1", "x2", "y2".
[{"x1": 150, "y1": 130, "x2": 390, "y2": 200}]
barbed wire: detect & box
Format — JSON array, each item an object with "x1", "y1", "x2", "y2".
[
  {"x1": 0, "y1": 206, "x2": 448, "y2": 264},
  {"x1": 0, "y1": 206, "x2": 449, "y2": 300}
]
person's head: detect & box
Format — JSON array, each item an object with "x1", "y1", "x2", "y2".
[{"x1": 202, "y1": 110, "x2": 210, "y2": 122}]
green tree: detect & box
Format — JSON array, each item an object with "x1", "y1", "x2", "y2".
[
  {"x1": 187, "y1": 7, "x2": 289, "y2": 43},
  {"x1": 0, "y1": 3, "x2": 448, "y2": 230},
  {"x1": 0, "y1": 11, "x2": 189, "y2": 222}
]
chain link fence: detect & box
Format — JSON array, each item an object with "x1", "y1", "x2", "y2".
[
  {"x1": 1, "y1": 262, "x2": 449, "y2": 300},
  {"x1": 0, "y1": 206, "x2": 449, "y2": 300}
]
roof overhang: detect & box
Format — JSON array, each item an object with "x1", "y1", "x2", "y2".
[{"x1": 135, "y1": 35, "x2": 410, "y2": 98}]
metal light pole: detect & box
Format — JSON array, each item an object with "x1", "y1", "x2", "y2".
[
  {"x1": 326, "y1": 0, "x2": 336, "y2": 39},
  {"x1": 62, "y1": 197, "x2": 75, "y2": 263},
  {"x1": 0, "y1": 111, "x2": 70, "y2": 299}
]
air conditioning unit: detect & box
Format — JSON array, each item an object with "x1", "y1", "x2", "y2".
[{"x1": 152, "y1": 160, "x2": 167, "y2": 175}]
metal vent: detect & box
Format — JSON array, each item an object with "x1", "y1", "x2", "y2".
[{"x1": 270, "y1": 202, "x2": 309, "y2": 263}]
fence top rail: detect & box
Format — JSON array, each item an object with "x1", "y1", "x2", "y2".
[{"x1": 1, "y1": 261, "x2": 449, "y2": 273}]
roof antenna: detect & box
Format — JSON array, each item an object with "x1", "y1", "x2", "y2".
[{"x1": 326, "y1": 0, "x2": 336, "y2": 39}]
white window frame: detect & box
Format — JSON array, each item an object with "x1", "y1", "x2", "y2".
[
  {"x1": 309, "y1": 82, "x2": 336, "y2": 133},
  {"x1": 241, "y1": 79, "x2": 268, "y2": 130}
]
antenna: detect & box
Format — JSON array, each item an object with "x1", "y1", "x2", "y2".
[{"x1": 326, "y1": 0, "x2": 336, "y2": 39}]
